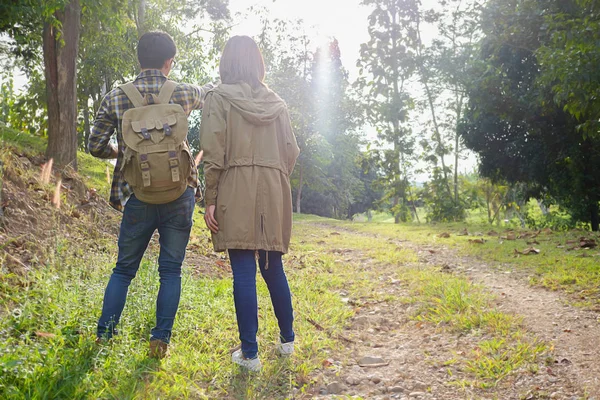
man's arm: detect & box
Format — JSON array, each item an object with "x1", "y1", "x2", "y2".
[
  {"x1": 177, "y1": 82, "x2": 216, "y2": 112},
  {"x1": 89, "y1": 93, "x2": 118, "y2": 159}
]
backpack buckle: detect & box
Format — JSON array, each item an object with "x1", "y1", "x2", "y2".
[
  {"x1": 168, "y1": 150, "x2": 180, "y2": 182},
  {"x1": 163, "y1": 123, "x2": 172, "y2": 136},
  {"x1": 140, "y1": 127, "x2": 151, "y2": 140},
  {"x1": 140, "y1": 154, "x2": 151, "y2": 187}
]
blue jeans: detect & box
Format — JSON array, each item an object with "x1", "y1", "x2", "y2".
[
  {"x1": 97, "y1": 187, "x2": 195, "y2": 344},
  {"x1": 228, "y1": 249, "x2": 295, "y2": 359}
]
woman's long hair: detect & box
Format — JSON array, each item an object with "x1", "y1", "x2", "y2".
[{"x1": 219, "y1": 35, "x2": 265, "y2": 88}]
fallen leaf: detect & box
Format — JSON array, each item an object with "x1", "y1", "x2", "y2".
[
  {"x1": 35, "y1": 331, "x2": 56, "y2": 339},
  {"x1": 330, "y1": 232, "x2": 341, "y2": 236},
  {"x1": 438, "y1": 232, "x2": 450, "y2": 238},
  {"x1": 468, "y1": 238, "x2": 485, "y2": 244},
  {"x1": 526, "y1": 240, "x2": 540, "y2": 245},
  {"x1": 514, "y1": 247, "x2": 540, "y2": 255},
  {"x1": 457, "y1": 228, "x2": 469, "y2": 236},
  {"x1": 358, "y1": 356, "x2": 389, "y2": 368},
  {"x1": 487, "y1": 230, "x2": 499, "y2": 236},
  {"x1": 322, "y1": 359, "x2": 334, "y2": 367}
]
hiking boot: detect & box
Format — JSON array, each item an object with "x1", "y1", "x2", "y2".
[
  {"x1": 232, "y1": 349, "x2": 261, "y2": 372},
  {"x1": 277, "y1": 341, "x2": 294, "y2": 357},
  {"x1": 149, "y1": 339, "x2": 169, "y2": 359}
]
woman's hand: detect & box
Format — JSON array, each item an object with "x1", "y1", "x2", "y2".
[{"x1": 204, "y1": 204, "x2": 219, "y2": 233}]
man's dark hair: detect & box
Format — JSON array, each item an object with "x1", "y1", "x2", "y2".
[{"x1": 137, "y1": 31, "x2": 177, "y2": 69}]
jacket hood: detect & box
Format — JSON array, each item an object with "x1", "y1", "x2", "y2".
[{"x1": 212, "y1": 83, "x2": 286, "y2": 126}]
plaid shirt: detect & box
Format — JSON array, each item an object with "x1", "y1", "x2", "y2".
[{"x1": 89, "y1": 69, "x2": 207, "y2": 211}]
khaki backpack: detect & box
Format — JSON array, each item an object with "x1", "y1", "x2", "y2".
[{"x1": 120, "y1": 80, "x2": 193, "y2": 204}]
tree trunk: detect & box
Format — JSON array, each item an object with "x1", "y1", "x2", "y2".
[
  {"x1": 415, "y1": 13, "x2": 453, "y2": 200},
  {"x1": 393, "y1": 195, "x2": 400, "y2": 224},
  {"x1": 43, "y1": 0, "x2": 81, "y2": 170},
  {"x1": 296, "y1": 161, "x2": 303, "y2": 214},
  {"x1": 590, "y1": 202, "x2": 599, "y2": 232},
  {"x1": 453, "y1": 97, "x2": 463, "y2": 204},
  {"x1": 407, "y1": 184, "x2": 420, "y2": 224},
  {"x1": 137, "y1": 0, "x2": 147, "y2": 35}
]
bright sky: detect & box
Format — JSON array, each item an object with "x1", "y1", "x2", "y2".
[{"x1": 228, "y1": 0, "x2": 370, "y2": 80}]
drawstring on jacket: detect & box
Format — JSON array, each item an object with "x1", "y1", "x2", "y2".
[{"x1": 255, "y1": 250, "x2": 270, "y2": 270}]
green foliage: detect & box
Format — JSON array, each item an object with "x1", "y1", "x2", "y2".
[
  {"x1": 536, "y1": 0, "x2": 600, "y2": 137},
  {"x1": 460, "y1": 0, "x2": 600, "y2": 230},
  {"x1": 422, "y1": 169, "x2": 466, "y2": 222},
  {"x1": 0, "y1": 72, "x2": 47, "y2": 137},
  {"x1": 522, "y1": 201, "x2": 576, "y2": 232},
  {"x1": 1, "y1": 0, "x2": 229, "y2": 157}
]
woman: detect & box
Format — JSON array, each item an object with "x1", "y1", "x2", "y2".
[{"x1": 200, "y1": 35, "x2": 300, "y2": 372}]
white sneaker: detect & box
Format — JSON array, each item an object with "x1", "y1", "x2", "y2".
[
  {"x1": 232, "y1": 349, "x2": 262, "y2": 372},
  {"x1": 277, "y1": 341, "x2": 294, "y2": 356}
]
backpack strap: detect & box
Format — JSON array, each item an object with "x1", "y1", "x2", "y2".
[
  {"x1": 167, "y1": 144, "x2": 180, "y2": 182},
  {"x1": 139, "y1": 149, "x2": 151, "y2": 187},
  {"x1": 158, "y1": 80, "x2": 177, "y2": 104},
  {"x1": 120, "y1": 83, "x2": 145, "y2": 108}
]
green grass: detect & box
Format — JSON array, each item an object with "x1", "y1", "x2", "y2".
[
  {"x1": 0, "y1": 210, "x2": 548, "y2": 397},
  {"x1": 0, "y1": 132, "x2": 556, "y2": 397},
  {"x1": 77, "y1": 152, "x2": 113, "y2": 198},
  {"x1": 0, "y1": 126, "x2": 46, "y2": 154},
  {"x1": 0, "y1": 212, "x2": 356, "y2": 399}
]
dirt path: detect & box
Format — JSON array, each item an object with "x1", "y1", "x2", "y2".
[
  {"x1": 417, "y1": 243, "x2": 600, "y2": 399},
  {"x1": 303, "y1": 224, "x2": 598, "y2": 400}
]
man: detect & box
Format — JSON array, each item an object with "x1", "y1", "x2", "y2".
[{"x1": 89, "y1": 31, "x2": 208, "y2": 358}]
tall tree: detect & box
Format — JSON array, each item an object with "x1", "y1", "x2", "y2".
[
  {"x1": 404, "y1": 0, "x2": 480, "y2": 221},
  {"x1": 357, "y1": 0, "x2": 417, "y2": 223},
  {"x1": 1, "y1": 0, "x2": 82, "y2": 168},
  {"x1": 460, "y1": 0, "x2": 600, "y2": 230},
  {"x1": 43, "y1": 0, "x2": 81, "y2": 169}
]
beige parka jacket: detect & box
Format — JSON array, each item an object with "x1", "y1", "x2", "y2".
[{"x1": 200, "y1": 83, "x2": 300, "y2": 253}]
